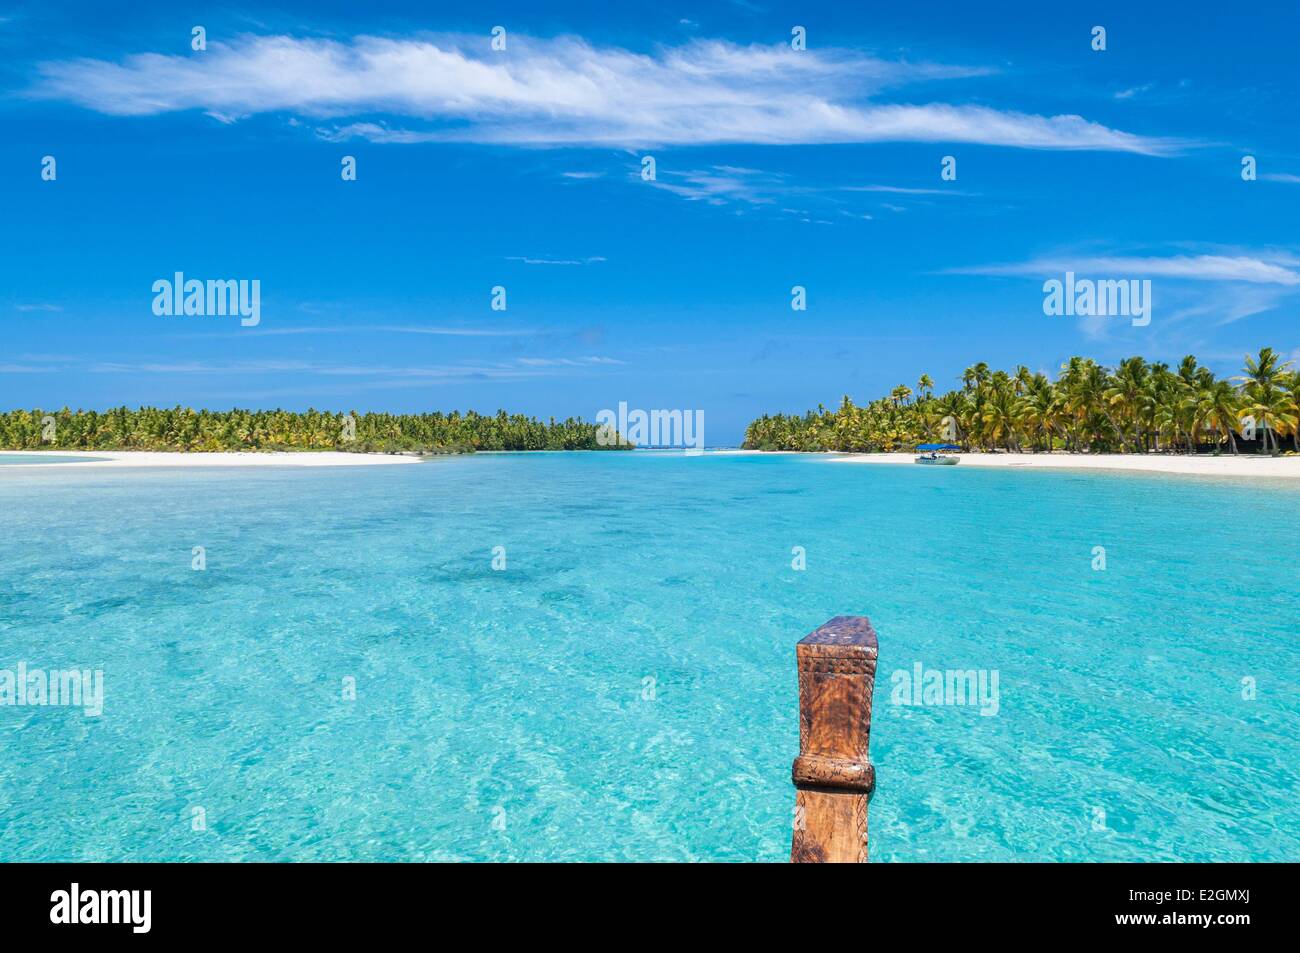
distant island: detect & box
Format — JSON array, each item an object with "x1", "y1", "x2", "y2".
[
  {"x1": 744, "y1": 349, "x2": 1299, "y2": 455},
  {"x1": 0, "y1": 407, "x2": 631, "y2": 454}
]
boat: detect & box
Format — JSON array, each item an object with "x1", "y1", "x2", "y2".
[{"x1": 914, "y1": 443, "x2": 961, "y2": 465}]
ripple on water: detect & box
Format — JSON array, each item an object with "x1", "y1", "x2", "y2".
[{"x1": 0, "y1": 453, "x2": 1296, "y2": 861}]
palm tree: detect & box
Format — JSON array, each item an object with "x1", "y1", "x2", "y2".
[
  {"x1": 981, "y1": 376, "x2": 1022, "y2": 451},
  {"x1": 1237, "y1": 348, "x2": 1296, "y2": 453},
  {"x1": 1016, "y1": 374, "x2": 1058, "y2": 451},
  {"x1": 961, "y1": 362, "x2": 990, "y2": 393},
  {"x1": 731, "y1": 349, "x2": 1299, "y2": 455},
  {"x1": 1241, "y1": 386, "x2": 1295, "y2": 454},
  {"x1": 1013, "y1": 365, "x2": 1034, "y2": 396},
  {"x1": 1060, "y1": 359, "x2": 1112, "y2": 452},
  {"x1": 935, "y1": 391, "x2": 970, "y2": 448},
  {"x1": 0, "y1": 406, "x2": 629, "y2": 453},
  {"x1": 1286, "y1": 371, "x2": 1300, "y2": 451},
  {"x1": 1198, "y1": 380, "x2": 1243, "y2": 454},
  {"x1": 1104, "y1": 357, "x2": 1150, "y2": 452}
]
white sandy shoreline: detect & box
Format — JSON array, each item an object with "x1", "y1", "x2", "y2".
[
  {"x1": 4, "y1": 448, "x2": 1298, "y2": 480},
  {"x1": 0, "y1": 450, "x2": 422, "y2": 468},
  {"x1": 823, "y1": 451, "x2": 1300, "y2": 479}
]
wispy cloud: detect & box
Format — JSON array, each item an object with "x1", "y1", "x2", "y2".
[
  {"x1": 1163, "y1": 285, "x2": 1292, "y2": 326},
  {"x1": 83, "y1": 356, "x2": 621, "y2": 379},
  {"x1": 14, "y1": 303, "x2": 62, "y2": 312},
  {"x1": 1114, "y1": 83, "x2": 1153, "y2": 100},
  {"x1": 89, "y1": 359, "x2": 316, "y2": 374},
  {"x1": 1261, "y1": 173, "x2": 1300, "y2": 184},
  {"x1": 648, "y1": 166, "x2": 788, "y2": 204},
  {"x1": 505, "y1": 256, "x2": 606, "y2": 266},
  {"x1": 952, "y1": 254, "x2": 1300, "y2": 285},
  {"x1": 243, "y1": 324, "x2": 538, "y2": 337},
  {"x1": 33, "y1": 33, "x2": 1176, "y2": 153},
  {"x1": 841, "y1": 184, "x2": 968, "y2": 195},
  {"x1": 949, "y1": 250, "x2": 1300, "y2": 345},
  {"x1": 637, "y1": 165, "x2": 966, "y2": 214},
  {"x1": 516, "y1": 356, "x2": 624, "y2": 366}
]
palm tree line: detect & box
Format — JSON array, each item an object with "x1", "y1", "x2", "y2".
[
  {"x1": 0, "y1": 407, "x2": 630, "y2": 453},
  {"x1": 744, "y1": 348, "x2": 1300, "y2": 454}
]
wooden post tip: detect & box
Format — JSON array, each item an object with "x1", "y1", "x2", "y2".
[
  {"x1": 791, "y1": 614, "x2": 878, "y2": 863},
  {"x1": 798, "y1": 615, "x2": 878, "y2": 652}
]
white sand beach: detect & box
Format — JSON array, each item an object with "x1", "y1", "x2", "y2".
[
  {"x1": 0, "y1": 450, "x2": 423, "y2": 468},
  {"x1": 5, "y1": 448, "x2": 1299, "y2": 479},
  {"x1": 825, "y1": 451, "x2": 1300, "y2": 479}
]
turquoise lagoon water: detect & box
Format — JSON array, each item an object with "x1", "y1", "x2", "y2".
[
  {"x1": 0, "y1": 452, "x2": 1296, "y2": 862},
  {"x1": 0, "y1": 454, "x2": 107, "y2": 465}
]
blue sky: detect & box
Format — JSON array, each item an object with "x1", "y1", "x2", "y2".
[{"x1": 2, "y1": 1, "x2": 1298, "y2": 443}]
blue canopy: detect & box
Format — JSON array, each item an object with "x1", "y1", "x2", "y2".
[{"x1": 916, "y1": 443, "x2": 961, "y2": 451}]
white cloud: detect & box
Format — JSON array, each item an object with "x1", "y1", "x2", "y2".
[
  {"x1": 34, "y1": 33, "x2": 1175, "y2": 152},
  {"x1": 1114, "y1": 83, "x2": 1153, "y2": 100},
  {"x1": 953, "y1": 254, "x2": 1300, "y2": 285},
  {"x1": 648, "y1": 166, "x2": 788, "y2": 204},
  {"x1": 1163, "y1": 285, "x2": 1291, "y2": 326},
  {"x1": 516, "y1": 356, "x2": 624, "y2": 366},
  {"x1": 83, "y1": 357, "x2": 611, "y2": 379},
  {"x1": 639, "y1": 165, "x2": 926, "y2": 215},
  {"x1": 841, "y1": 184, "x2": 966, "y2": 195},
  {"x1": 505, "y1": 256, "x2": 606, "y2": 265},
  {"x1": 950, "y1": 251, "x2": 1300, "y2": 344},
  {"x1": 239, "y1": 324, "x2": 538, "y2": 337},
  {"x1": 1262, "y1": 173, "x2": 1300, "y2": 184}
]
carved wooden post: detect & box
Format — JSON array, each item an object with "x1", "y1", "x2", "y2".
[{"x1": 790, "y1": 615, "x2": 878, "y2": 863}]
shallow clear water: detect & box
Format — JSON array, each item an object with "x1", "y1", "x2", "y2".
[
  {"x1": 0, "y1": 454, "x2": 107, "y2": 465},
  {"x1": 0, "y1": 452, "x2": 1296, "y2": 861}
]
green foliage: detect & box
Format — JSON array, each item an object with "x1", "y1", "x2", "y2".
[
  {"x1": 744, "y1": 350, "x2": 1300, "y2": 455},
  {"x1": 0, "y1": 407, "x2": 631, "y2": 453}
]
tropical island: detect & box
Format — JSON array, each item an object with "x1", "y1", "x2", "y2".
[
  {"x1": 0, "y1": 407, "x2": 629, "y2": 454},
  {"x1": 744, "y1": 348, "x2": 1299, "y2": 455}
]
